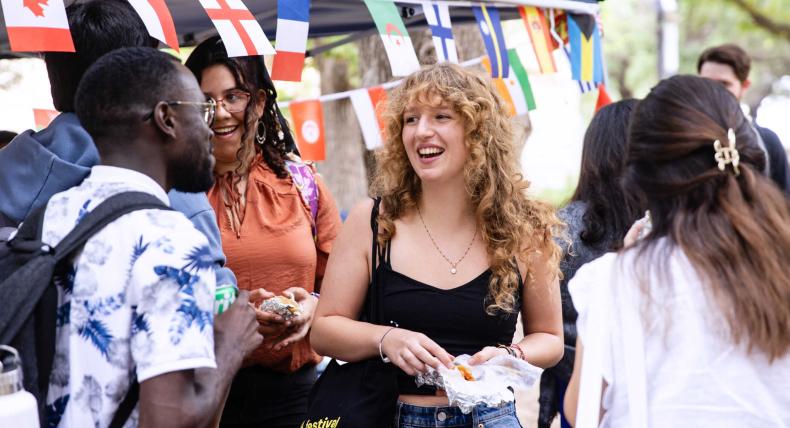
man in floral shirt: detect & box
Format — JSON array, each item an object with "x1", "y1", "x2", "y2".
[{"x1": 41, "y1": 47, "x2": 262, "y2": 427}]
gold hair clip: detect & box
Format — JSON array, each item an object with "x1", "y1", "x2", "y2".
[{"x1": 713, "y1": 128, "x2": 740, "y2": 176}]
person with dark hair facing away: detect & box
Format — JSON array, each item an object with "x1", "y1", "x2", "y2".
[
  {"x1": 563, "y1": 75, "x2": 790, "y2": 427},
  {"x1": 185, "y1": 36, "x2": 341, "y2": 428},
  {"x1": 0, "y1": 0, "x2": 237, "y2": 290},
  {"x1": 538, "y1": 100, "x2": 644, "y2": 428},
  {"x1": 41, "y1": 46, "x2": 263, "y2": 428},
  {"x1": 698, "y1": 43, "x2": 790, "y2": 193}
]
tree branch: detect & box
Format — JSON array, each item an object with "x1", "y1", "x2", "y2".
[{"x1": 724, "y1": 0, "x2": 790, "y2": 42}]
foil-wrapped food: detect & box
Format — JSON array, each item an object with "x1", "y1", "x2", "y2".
[
  {"x1": 258, "y1": 295, "x2": 302, "y2": 320},
  {"x1": 415, "y1": 354, "x2": 543, "y2": 414}
]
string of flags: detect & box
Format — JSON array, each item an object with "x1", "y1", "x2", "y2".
[{"x1": 4, "y1": 0, "x2": 611, "y2": 162}]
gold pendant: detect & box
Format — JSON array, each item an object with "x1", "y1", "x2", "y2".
[{"x1": 450, "y1": 267, "x2": 457, "y2": 274}]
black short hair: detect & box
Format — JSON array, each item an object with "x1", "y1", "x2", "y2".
[
  {"x1": 44, "y1": 0, "x2": 157, "y2": 112},
  {"x1": 75, "y1": 47, "x2": 181, "y2": 142}
]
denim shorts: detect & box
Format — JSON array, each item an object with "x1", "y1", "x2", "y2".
[{"x1": 394, "y1": 401, "x2": 523, "y2": 428}]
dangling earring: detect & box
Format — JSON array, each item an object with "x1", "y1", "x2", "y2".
[{"x1": 255, "y1": 120, "x2": 266, "y2": 145}]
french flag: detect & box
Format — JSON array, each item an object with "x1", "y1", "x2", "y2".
[{"x1": 272, "y1": 0, "x2": 310, "y2": 82}]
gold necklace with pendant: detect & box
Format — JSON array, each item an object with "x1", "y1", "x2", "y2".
[{"x1": 416, "y1": 206, "x2": 477, "y2": 275}]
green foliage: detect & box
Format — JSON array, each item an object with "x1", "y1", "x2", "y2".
[{"x1": 600, "y1": 0, "x2": 790, "y2": 101}]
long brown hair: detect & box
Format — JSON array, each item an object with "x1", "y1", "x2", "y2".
[
  {"x1": 624, "y1": 75, "x2": 790, "y2": 360},
  {"x1": 374, "y1": 63, "x2": 563, "y2": 314}
]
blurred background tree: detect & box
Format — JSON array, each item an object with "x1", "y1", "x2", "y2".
[{"x1": 604, "y1": 0, "x2": 790, "y2": 116}]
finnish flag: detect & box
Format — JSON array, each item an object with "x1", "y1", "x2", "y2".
[{"x1": 422, "y1": 2, "x2": 458, "y2": 63}]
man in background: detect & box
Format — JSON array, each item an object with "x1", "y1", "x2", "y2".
[{"x1": 698, "y1": 43, "x2": 790, "y2": 193}]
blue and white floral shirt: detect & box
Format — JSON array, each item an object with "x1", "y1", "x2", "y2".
[{"x1": 41, "y1": 166, "x2": 217, "y2": 428}]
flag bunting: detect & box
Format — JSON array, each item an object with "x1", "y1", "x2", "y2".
[
  {"x1": 128, "y1": 0, "x2": 180, "y2": 52},
  {"x1": 422, "y1": 1, "x2": 457, "y2": 63},
  {"x1": 1, "y1": 0, "x2": 74, "y2": 52},
  {"x1": 473, "y1": 5, "x2": 509, "y2": 78},
  {"x1": 199, "y1": 0, "x2": 275, "y2": 57},
  {"x1": 272, "y1": 0, "x2": 310, "y2": 82}
]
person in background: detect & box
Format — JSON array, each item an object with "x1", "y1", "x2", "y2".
[
  {"x1": 698, "y1": 43, "x2": 790, "y2": 193},
  {"x1": 0, "y1": 130, "x2": 16, "y2": 150},
  {"x1": 564, "y1": 75, "x2": 790, "y2": 427},
  {"x1": 185, "y1": 36, "x2": 341, "y2": 428},
  {"x1": 44, "y1": 46, "x2": 262, "y2": 428},
  {"x1": 311, "y1": 63, "x2": 564, "y2": 427},
  {"x1": 538, "y1": 100, "x2": 644, "y2": 428},
  {"x1": 0, "y1": 0, "x2": 236, "y2": 290}
]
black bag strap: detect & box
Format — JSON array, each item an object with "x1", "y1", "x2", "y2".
[
  {"x1": 0, "y1": 192, "x2": 170, "y2": 344},
  {"x1": 109, "y1": 378, "x2": 139, "y2": 428},
  {"x1": 367, "y1": 197, "x2": 383, "y2": 324}
]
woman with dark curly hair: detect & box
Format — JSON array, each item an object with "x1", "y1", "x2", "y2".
[
  {"x1": 185, "y1": 36, "x2": 341, "y2": 428},
  {"x1": 311, "y1": 63, "x2": 565, "y2": 427},
  {"x1": 539, "y1": 99, "x2": 644, "y2": 428}
]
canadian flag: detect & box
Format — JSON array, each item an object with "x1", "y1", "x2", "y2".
[
  {"x1": 0, "y1": 0, "x2": 75, "y2": 52},
  {"x1": 128, "y1": 0, "x2": 180, "y2": 52},
  {"x1": 289, "y1": 99, "x2": 325, "y2": 161},
  {"x1": 349, "y1": 86, "x2": 388, "y2": 150},
  {"x1": 198, "y1": 0, "x2": 275, "y2": 57}
]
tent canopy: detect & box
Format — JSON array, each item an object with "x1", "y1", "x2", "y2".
[{"x1": 0, "y1": 0, "x2": 601, "y2": 57}]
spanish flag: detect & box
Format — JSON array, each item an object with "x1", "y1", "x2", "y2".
[
  {"x1": 519, "y1": 6, "x2": 556, "y2": 74},
  {"x1": 567, "y1": 13, "x2": 604, "y2": 83}
]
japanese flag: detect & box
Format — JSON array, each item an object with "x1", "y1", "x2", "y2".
[{"x1": 0, "y1": 0, "x2": 74, "y2": 52}]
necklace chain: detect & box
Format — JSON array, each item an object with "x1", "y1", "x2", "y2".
[{"x1": 416, "y1": 205, "x2": 477, "y2": 275}]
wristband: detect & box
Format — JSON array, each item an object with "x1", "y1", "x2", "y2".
[
  {"x1": 497, "y1": 344, "x2": 516, "y2": 358},
  {"x1": 310, "y1": 291, "x2": 320, "y2": 299}
]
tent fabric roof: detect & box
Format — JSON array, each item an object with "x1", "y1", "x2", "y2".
[{"x1": 0, "y1": 0, "x2": 601, "y2": 56}]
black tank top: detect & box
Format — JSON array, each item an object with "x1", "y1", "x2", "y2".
[{"x1": 375, "y1": 241, "x2": 521, "y2": 395}]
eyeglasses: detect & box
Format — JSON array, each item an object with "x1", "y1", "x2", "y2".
[
  {"x1": 212, "y1": 90, "x2": 251, "y2": 114},
  {"x1": 143, "y1": 98, "x2": 217, "y2": 126}
]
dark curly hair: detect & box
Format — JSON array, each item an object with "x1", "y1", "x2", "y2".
[{"x1": 185, "y1": 36, "x2": 296, "y2": 179}]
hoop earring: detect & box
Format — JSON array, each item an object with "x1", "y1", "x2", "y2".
[{"x1": 255, "y1": 120, "x2": 266, "y2": 145}]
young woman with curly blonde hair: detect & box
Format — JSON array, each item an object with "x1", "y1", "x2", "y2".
[{"x1": 312, "y1": 63, "x2": 564, "y2": 427}]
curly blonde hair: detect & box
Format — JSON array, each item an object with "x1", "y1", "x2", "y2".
[{"x1": 373, "y1": 63, "x2": 563, "y2": 314}]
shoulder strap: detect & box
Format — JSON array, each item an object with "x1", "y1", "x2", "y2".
[
  {"x1": 367, "y1": 197, "x2": 383, "y2": 324},
  {"x1": 0, "y1": 191, "x2": 170, "y2": 346},
  {"x1": 109, "y1": 378, "x2": 139, "y2": 428},
  {"x1": 285, "y1": 158, "x2": 319, "y2": 238}
]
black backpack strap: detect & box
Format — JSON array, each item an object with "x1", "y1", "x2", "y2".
[
  {"x1": 109, "y1": 378, "x2": 139, "y2": 428},
  {"x1": 0, "y1": 191, "x2": 170, "y2": 344},
  {"x1": 49, "y1": 191, "x2": 170, "y2": 260}
]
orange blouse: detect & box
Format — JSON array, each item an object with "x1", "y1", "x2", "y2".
[{"x1": 208, "y1": 155, "x2": 341, "y2": 373}]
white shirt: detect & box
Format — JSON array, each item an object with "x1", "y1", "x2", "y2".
[
  {"x1": 41, "y1": 166, "x2": 217, "y2": 428},
  {"x1": 570, "y1": 245, "x2": 790, "y2": 428}
]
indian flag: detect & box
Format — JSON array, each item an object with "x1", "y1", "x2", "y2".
[
  {"x1": 482, "y1": 50, "x2": 536, "y2": 117},
  {"x1": 363, "y1": 0, "x2": 420, "y2": 76}
]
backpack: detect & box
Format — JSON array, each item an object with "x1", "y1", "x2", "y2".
[{"x1": 0, "y1": 191, "x2": 170, "y2": 427}]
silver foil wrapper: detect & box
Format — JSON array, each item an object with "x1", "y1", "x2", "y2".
[
  {"x1": 258, "y1": 296, "x2": 302, "y2": 320},
  {"x1": 415, "y1": 354, "x2": 543, "y2": 414}
]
